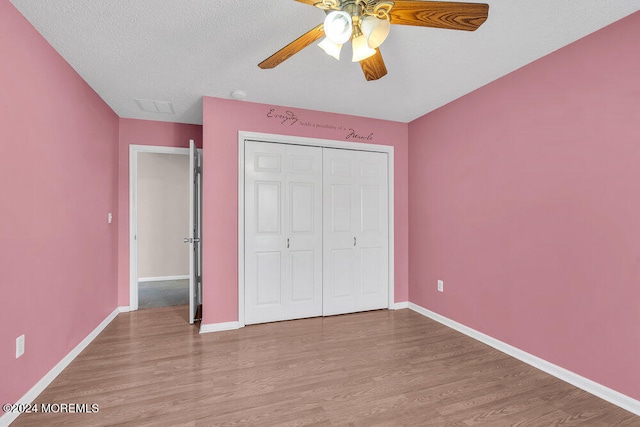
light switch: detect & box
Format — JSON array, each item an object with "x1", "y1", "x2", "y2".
[
  {"x1": 16, "y1": 335, "x2": 24, "y2": 358},
  {"x1": 108, "y1": 212, "x2": 113, "y2": 224}
]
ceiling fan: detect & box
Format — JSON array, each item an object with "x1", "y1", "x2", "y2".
[{"x1": 258, "y1": 0, "x2": 489, "y2": 81}]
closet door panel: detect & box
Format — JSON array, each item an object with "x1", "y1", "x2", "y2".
[
  {"x1": 356, "y1": 151, "x2": 389, "y2": 311},
  {"x1": 360, "y1": 248, "x2": 382, "y2": 294},
  {"x1": 361, "y1": 185, "x2": 381, "y2": 232},
  {"x1": 245, "y1": 142, "x2": 286, "y2": 324},
  {"x1": 256, "y1": 251, "x2": 282, "y2": 305},
  {"x1": 245, "y1": 141, "x2": 322, "y2": 324},
  {"x1": 290, "y1": 183, "x2": 313, "y2": 233},
  {"x1": 332, "y1": 248, "x2": 356, "y2": 298},
  {"x1": 323, "y1": 148, "x2": 389, "y2": 315},
  {"x1": 290, "y1": 250, "x2": 315, "y2": 302},
  {"x1": 330, "y1": 185, "x2": 352, "y2": 232},
  {"x1": 323, "y1": 149, "x2": 357, "y2": 315},
  {"x1": 285, "y1": 144, "x2": 323, "y2": 319},
  {"x1": 256, "y1": 182, "x2": 281, "y2": 234}
]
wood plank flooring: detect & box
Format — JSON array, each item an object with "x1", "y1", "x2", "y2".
[{"x1": 13, "y1": 306, "x2": 639, "y2": 426}]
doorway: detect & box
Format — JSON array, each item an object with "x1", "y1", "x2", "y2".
[
  {"x1": 136, "y1": 151, "x2": 190, "y2": 309},
  {"x1": 129, "y1": 143, "x2": 202, "y2": 323}
]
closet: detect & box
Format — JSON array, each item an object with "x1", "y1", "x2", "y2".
[{"x1": 244, "y1": 140, "x2": 389, "y2": 325}]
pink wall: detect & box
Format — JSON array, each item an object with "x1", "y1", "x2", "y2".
[
  {"x1": 117, "y1": 118, "x2": 202, "y2": 306},
  {"x1": 0, "y1": 0, "x2": 119, "y2": 407},
  {"x1": 408, "y1": 11, "x2": 640, "y2": 400},
  {"x1": 202, "y1": 97, "x2": 409, "y2": 325}
]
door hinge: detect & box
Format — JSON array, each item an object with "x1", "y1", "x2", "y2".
[{"x1": 194, "y1": 304, "x2": 203, "y2": 323}]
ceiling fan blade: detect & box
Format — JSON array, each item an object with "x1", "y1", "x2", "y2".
[
  {"x1": 389, "y1": 1, "x2": 489, "y2": 31},
  {"x1": 294, "y1": 0, "x2": 320, "y2": 6},
  {"x1": 360, "y1": 48, "x2": 387, "y2": 81},
  {"x1": 258, "y1": 24, "x2": 325, "y2": 69}
]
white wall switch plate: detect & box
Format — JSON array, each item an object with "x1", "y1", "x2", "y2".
[
  {"x1": 16, "y1": 335, "x2": 25, "y2": 358},
  {"x1": 437, "y1": 280, "x2": 444, "y2": 292}
]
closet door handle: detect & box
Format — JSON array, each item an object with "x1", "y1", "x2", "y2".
[
  {"x1": 354, "y1": 237, "x2": 357, "y2": 247},
  {"x1": 287, "y1": 238, "x2": 290, "y2": 249}
]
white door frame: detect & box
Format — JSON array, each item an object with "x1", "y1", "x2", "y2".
[
  {"x1": 238, "y1": 131, "x2": 395, "y2": 327},
  {"x1": 129, "y1": 144, "x2": 195, "y2": 311}
]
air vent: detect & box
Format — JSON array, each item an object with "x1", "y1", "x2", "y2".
[{"x1": 134, "y1": 98, "x2": 175, "y2": 114}]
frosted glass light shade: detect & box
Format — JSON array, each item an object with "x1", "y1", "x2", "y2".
[
  {"x1": 361, "y1": 16, "x2": 390, "y2": 48},
  {"x1": 351, "y1": 34, "x2": 376, "y2": 62},
  {"x1": 324, "y1": 10, "x2": 353, "y2": 45},
  {"x1": 318, "y1": 38, "x2": 342, "y2": 60}
]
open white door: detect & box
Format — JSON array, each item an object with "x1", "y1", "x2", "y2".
[{"x1": 186, "y1": 140, "x2": 202, "y2": 324}]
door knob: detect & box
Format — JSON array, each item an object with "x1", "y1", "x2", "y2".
[{"x1": 183, "y1": 238, "x2": 191, "y2": 243}]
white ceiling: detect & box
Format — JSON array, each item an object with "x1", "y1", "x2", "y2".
[{"x1": 10, "y1": 1, "x2": 640, "y2": 125}]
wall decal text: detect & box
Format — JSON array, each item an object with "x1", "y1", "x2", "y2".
[
  {"x1": 266, "y1": 108, "x2": 298, "y2": 125},
  {"x1": 266, "y1": 108, "x2": 375, "y2": 141}
]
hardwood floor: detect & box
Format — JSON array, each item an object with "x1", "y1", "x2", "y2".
[{"x1": 13, "y1": 307, "x2": 639, "y2": 426}]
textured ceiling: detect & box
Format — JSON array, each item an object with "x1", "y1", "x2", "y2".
[{"x1": 9, "y1": 0, "x2": 640, "y2": 125}]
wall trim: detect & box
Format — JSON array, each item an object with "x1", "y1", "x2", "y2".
[
  {"x1": 237, "y1": 131, "x2": 395, "y2": 327},
  {"x1": 118, "y1": 306, "x2": 131, "y2": 313},
  {"x1": 0, "y1": 308, "x2": 119, "y2": 427},
  {"x1": 199, "y1": 321, "x2": 242, "y2": 334},
  {"x1": 408, "y1": 302, "x2": 640, "y2": 416},
  {"x1": 138, "y1": 275, "x2": 189, "y2": 283},
  {"x1": 393, "y1": 302, "x2": 409, "y2": 310}
]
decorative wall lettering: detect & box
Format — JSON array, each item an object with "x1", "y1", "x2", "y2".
[
  {"x1": 346, "y1": 128, "x2": 374, "y2": 141},
  {"x1": 265, "y1": 107, "x2": 375, "y2": 141},
  {"x1": 266, "y1": 108, "x2": 298, "y2": 125}
]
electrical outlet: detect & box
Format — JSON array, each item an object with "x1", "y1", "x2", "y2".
[
  {"x1": 437, "y1": 280, "x2": 444, "y2": 292},
  {"x1": 16, "y1": 335, "x2": 25, "y2": 358}
]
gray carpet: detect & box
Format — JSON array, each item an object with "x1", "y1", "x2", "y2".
[{"x1": 138, "y1": 279, "x2": 189, "y2": 309}]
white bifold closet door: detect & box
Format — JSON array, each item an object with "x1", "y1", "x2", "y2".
[
  {"x1": 322, "y1": 148, "x2": 389, "y2": 316},
  {"x1": 245, "y1": 141, "x2": 323, "y2": 325}
]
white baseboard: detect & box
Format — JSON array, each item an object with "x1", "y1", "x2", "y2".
[
  {"x1": 138, "y1": 275, "x2": 189, "y2": 283},
  {"x1": 118, "y1": 306, "x2": 131, "y2": 313},
  {"x1": 393, "y1": 301, "x2": 409, "y2": 310},
  {"x1": 0, "y1": 308, "x2": 120, "y2": 427},
  {"x1": 199, "y1": 321, "x2": 242, "y2": 334},
  {"x1": 408, "y1": 302, "x2": 640, "y2": 416}
]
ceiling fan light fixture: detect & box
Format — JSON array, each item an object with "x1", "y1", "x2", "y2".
[
  {"x1": 318, "y1": 37, "x2": 342, "y2": 60},
  {"x1": 324, "y1": 10, "x2": 353, "y2": 45},
  {"x1": 361, "y1": 16, "x2": 390, "y2": 49},
  {"x1": 351, "y1": 32, "x2": 376, "y2": 62},
  {"x1": 258, "y1": 0, "x2": 489, "y2": 80}
]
